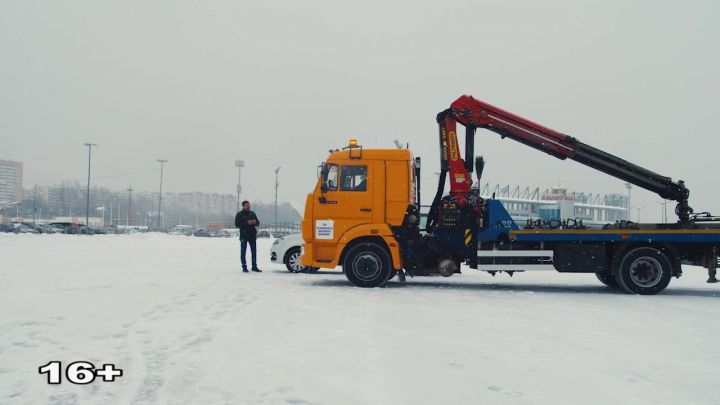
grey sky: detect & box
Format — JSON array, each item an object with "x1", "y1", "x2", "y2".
[{"x1": 1, "y1": 0, "x2": 718, "y2": 221}]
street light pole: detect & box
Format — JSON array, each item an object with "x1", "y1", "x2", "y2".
[
  {"x1": 636, "y1": 206, "x2": 645, "y2": 223},
  {"x1": 658, "y1": 201, "x2": 668, "y2": 223},
  {"x1": 84, "y1": 143, "x2": 98, "y2": 227},
  {"x1": 624, "y1": 183, "x2": 632, "y2": 221},
  {"x1": 33, "y1": 185, "x2": 37, "y2": 224},
  {"x1": 235, "y1": 160, "x2": 244, "y2": 212},
  {"x1": 274, "y1": 166, "x2": 281, "y2": 233},
  {"x1": 157, "y1": 159, "x2": 167, "y2": 231}
]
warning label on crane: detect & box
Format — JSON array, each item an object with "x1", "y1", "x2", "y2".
[
  {"x1": 315, "y1": 220, "x2": 334, "y2": 240},
  {"x1": 448, "y1": 132, "x2": 458, "y2": 161}
]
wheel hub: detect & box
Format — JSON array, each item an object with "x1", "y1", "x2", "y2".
[
  {"x1": 289, "y1": 252, "x2": 302, "y2": 271},
  {"x1": 353, "y1": 252, "x2": 382, "y2": 281},
  {"x1": 629, "y1": 257, "x2": 663, "y2": 287}
]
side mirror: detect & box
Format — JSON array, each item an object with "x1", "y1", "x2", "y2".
[{"x1": 321, "y1": 182, "x2": 328, "y2": 193}]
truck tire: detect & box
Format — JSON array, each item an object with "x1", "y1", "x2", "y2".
[
  {"x1": 284, "y1": 247, "x2": 307, "y2": 273},
  {"x1": 595, "y1": 271, "x2": 618, "y2": 288},
  {"x1": 613, "y1": 247, "x2": 673, "y2": 295},
  {"x1": 343, "y1": 242, "x2": 392, "y2": 287}
]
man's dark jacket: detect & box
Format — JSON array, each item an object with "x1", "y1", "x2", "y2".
[{"x1": 235, "y1": 209, "x2": 259, "y2": 240}]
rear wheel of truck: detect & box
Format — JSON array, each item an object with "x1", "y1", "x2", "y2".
[
  {"x1": 344, "y1": 242, "x2": 392, "y2": 288},
  {"x1": 595, "y1": 271, "x2": 618, "y2": 288},
  {"x1": 613, "y1": 247, "x2": 672, "y2": 295}
]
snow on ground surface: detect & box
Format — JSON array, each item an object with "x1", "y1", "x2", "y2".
[{"x1": 1, "y1": 233, "x2": 719, "y2": 405}]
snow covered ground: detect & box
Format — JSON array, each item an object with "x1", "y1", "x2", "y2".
[{"x1": 1, "y1": 233, "x2": 719, "y2": 405}]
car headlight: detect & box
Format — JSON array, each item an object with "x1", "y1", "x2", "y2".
[{"x1": 272, "y1": 239, "x2": 280, "y2": 246}]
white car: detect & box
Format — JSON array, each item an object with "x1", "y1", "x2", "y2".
[{"x1": 270, "y1": 233, "x2": 318, "y2": 273}]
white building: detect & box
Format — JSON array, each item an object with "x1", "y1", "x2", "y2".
[
  {"x1": 0, "y1": 159, "x2": 23, "y2": 204},
  {"x1": 478, "y1": 183, "x2": 628, "y2": 228}
]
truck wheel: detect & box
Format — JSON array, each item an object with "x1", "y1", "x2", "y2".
[
  {"x1": 613, "y1": 247, "x2": 673, "y2": 295},
  {"x1": 595, "y1": 271, "x2": 618, "y2": 288},
  {"x1": 284, "y1": 247, "x2": 306, "y2": 273},
  {"x1": 343, "y1": 242, "x2": 392, "y2": 287}
]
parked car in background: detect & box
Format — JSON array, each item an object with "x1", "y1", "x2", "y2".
[
  {"x1": 257, "y1": 230, "x2": 272, "y2": 238},
  {"x1": 0, "y1": 223, "x2": 14, "y2": 233},
  {"x1": 73, "y1": 224, "x2": 92, "y2": 234},
  {"x1": 48, "y1": 222, "x2": 72, "y2": 233},
  {"x1": 39, "y1": 224, "x2": 57, "y2": 234},
  {"x1": 193, "y1": 228, "x2": 212, "y2": 237},
  {"x1": 213, "y1": 229, "x2": 232, "y2": 238},
  {"x1": 168, "y1": 225, "x2": 194, "y2": 236},
  {"x1": 19, "y1": 222, "x2": 42, "y2": 233},
  {"x1": 275, "y1": 231, "x2": 297, "y2": 239},
  {"x1": 12, "y1": 223, "x2": 38, "y2": 233},
  {"x1": 47, "y1": 222, "x2": 97, "y2": 235},
  {"x1": 270, "y1": 233, "x2": 319, "y2": 273},
  {"x1": 21, "y1": 222, "x2": 57, "y2": 234}
]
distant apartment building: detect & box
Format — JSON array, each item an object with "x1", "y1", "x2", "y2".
[
  {"x1": 174, "y1": 191, "x2": 236, "y2": 214},
  {"x1": 0, "y1": 159, "x2": 23, "y2": 203}
]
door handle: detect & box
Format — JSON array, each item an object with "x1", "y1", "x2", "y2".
[{"x1": 360, "y1": 208, "x2": 372, "y2": 212}]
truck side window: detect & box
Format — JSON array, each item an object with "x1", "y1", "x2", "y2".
[
  {"x1": 325, "y1": 164, "x2": 338, "y2": 191},
  {"x1": 340, "y1": 165, "x2": 367, "y2": 191}
]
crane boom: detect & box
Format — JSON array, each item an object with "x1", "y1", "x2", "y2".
[{"x1": 437, "y1": 95, "x2": 693, "y2": 222}]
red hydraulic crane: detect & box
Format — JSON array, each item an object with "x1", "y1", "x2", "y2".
[{"x1": 436, "y1": 95, "x2": 693, "y2": 222}]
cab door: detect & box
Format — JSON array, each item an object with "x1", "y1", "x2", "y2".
[{"x1": 312, "y1": 162, "x2": 373, "y2": 261}]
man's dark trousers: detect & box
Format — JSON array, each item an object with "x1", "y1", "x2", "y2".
[{"x1": 240, "y1": 238, "x2": 257, "y2": 270}]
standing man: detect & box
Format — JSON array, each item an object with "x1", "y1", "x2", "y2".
[{"x1": 235, "y1": 200, "x2": 261, "y2": 272}]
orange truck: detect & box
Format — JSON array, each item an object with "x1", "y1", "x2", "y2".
[
  {"x1": 300, "y1": 142, "x2": 416, "y2": 286},
  {"x1": 300, "y1": 96, "x2": 720, "y2": 294}
]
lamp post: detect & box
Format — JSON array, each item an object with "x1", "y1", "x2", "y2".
[
  {"x1": 274, "y1": 166, "x2": 281, "y2": 233},
  {"x1": 658, "y1": 200, "x2": 668, "y2": 223},
  {"x1": 636, "y1": 206, "x2": 645, "y2": 223},
  {"x1": 84, "y1": 143, "x2": 98, "y2": 227},
  {"x1": 235, "y1": 160, "x2": 244, "y2": 212},
  {"x1": 97, "y1": 207, "x2": 105, "y2": 228},
  {"x1": 624, "y1": 183, "x2": 632, "y2": 221},
  {"x1": 33, "y1": 185, "x2": 37, "y2": 224},
  {"x1": 157, "y1": 159, "x2": 167, "y2": 231}
]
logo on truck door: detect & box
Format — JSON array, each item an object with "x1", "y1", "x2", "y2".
[{"x1": 315, "y1": 220, "x2": 334, "y2": 240}]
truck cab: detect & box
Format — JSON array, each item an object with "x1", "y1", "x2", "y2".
[{"x1": 300, "y1": 140, "x2": 415, "y2": 285}]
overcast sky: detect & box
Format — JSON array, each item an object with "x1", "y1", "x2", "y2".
[{"x1": 1, "y1": 0, "x2": 718, "y2": 221}]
